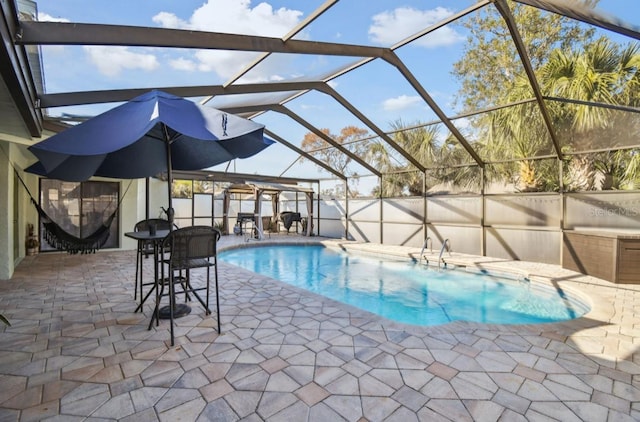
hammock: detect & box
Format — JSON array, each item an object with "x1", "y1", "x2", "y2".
[
  {"x1": 13, "y1": 166, "x2": 129, "y2": 254},
  {"x1": 31, "y1": 198, "x2": 117, "y2": 255}
]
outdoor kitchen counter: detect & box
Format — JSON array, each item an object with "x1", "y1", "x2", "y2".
[{"x1": 562, "y1": 229, "x2": 640, "y2": 284}]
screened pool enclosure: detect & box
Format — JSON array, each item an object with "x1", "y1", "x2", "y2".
[{"x1": 1, "y1": 0, "x2": 639, "y2": 278}]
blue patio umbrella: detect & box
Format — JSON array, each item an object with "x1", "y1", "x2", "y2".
[{"x1": 28, "y1": 90, "x2": 275, "y2": 221}]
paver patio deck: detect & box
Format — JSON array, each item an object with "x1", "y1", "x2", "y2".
[{"x1": 0, "y1": 235, "x2": 638, "y2": 421}]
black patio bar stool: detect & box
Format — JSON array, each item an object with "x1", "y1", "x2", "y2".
[{"x1": 149, "y1": 226, "x2": 222, "y2": 346}]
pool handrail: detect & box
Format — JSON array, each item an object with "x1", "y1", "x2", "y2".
[
  {"x1": 438, "y1": 239, "x2": 451, "y2": 269},
  {"x1": 420, "y1": 236, "x2": 432, "y2": 263}
]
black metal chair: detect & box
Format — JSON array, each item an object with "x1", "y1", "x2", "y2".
[
  {"x1": 149, "y1": 226, "x2": 222, "y2": 345},
  {"x1": 134, "y1": 218, "x2": 174, "y2": 303}
]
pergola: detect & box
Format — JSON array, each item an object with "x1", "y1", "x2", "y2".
[{"x1": 222, "y1": 182, "x2": 315, "y2": 238}]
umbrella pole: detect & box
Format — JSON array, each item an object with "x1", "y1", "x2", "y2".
[
  {"x1": 162, "y1": 124, "x2": 175, "y2": 228},
  {"x1": 145, "y1": 177, "x2": 150, "y2": 220}
]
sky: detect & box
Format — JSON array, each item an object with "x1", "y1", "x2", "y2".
[{"x1": 28, "y1": 0, "x2": 640, "y2": 193}]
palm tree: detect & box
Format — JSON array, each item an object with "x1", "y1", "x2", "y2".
[
  {"x1": 483, "y1": 99, "x2": 552, "y2": 191},
  {"x1": 541, "y1": 40, "x2": 640, "y2": 129},
  {"x1": 369, "y1": 120, "x2": 443, "y2": 196},
  {"x1": 366, "y1": 142, "x2": 406, "y2": 197},
  {"x1": 593, "y1": 148, "x2": 640, "y2": 190},
  {"x1": 370, "y1": 121, "x2": 485, "y2": 195},
  {"x1": 620, "y1": 150, "x2": 640, "y2": 189},
  {"x1": 477, "y1": 38, "x2": 640, "y2": 191},
  {"x1": 539, "y1": 39, "x2": 640, "y2": 190},
  {"x1": 433, "y1": 134, "x2": 483, "y2": 192}
]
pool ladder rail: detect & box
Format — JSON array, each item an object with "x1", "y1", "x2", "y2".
[
  {"x1": 419, "y1": 236, "x2": 432, "y2": 264},
  {"x1": 420, "y1": 237, "x2": 451, "y2": 269},
  {"x1": 438, "y1": 239, "x2": 451, "y2": 269}
]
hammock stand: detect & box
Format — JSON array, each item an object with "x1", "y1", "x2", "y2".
[{"x1": 15, "y1": 168, "x2": 131, "y2": 254}]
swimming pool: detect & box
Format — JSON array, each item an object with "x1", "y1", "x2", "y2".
[{"x1": 218, "y1": 245, "x2": 590, "y2": 326}]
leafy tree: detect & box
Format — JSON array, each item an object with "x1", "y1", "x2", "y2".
[
  {"x1": 172, "y1": 179, "x2": 193, "y2": 198},
  {"x1": 451, "y1": 0, "x2": 640, "y2": 192},
  {"x1": 193, "y1": 180, "x2": 214, "y2": 194},
  {"x1": 301, "y1": 126, "x2": 371, "y2": 197},
  {"x1": 480, "y1": 38, "x2": 640, "y2": 191},
  {"x1": 451, "y1": 0, "x2": 598, "y2": 191},
  {"x1": 452, "y1": 0, "x2": 597, "y2": 112},
  {"x1": 481, "y1": 38, "x2": 640, "y2": 191}
]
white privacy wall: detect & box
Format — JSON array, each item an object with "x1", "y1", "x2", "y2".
[
  {"x1": 565, "y1": 192, "x2": 640, "y2": 230},
  {"x1": 483, "y1": 194, "x2": 562, "y2": 262},
  {"x1": 316, "y1": 191, "x2": 639, "y2": 265},
  {"x1": 426, "y1": 196, "x2": 483, "y2": 255},
  {"x1": 172, "y1": 190, "x2": 640, "y2": 265}
]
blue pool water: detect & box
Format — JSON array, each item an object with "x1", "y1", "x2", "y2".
[{"x1": 218, "y1": 245, "x2": 590, "y2": 326}]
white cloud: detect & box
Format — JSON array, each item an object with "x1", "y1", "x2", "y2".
[
  {"x1": 170, "y1": 57, "x2": 197, "y2": 72},
  {"x1": 152, "y1": 11, "x2": 187, "y2": 29},
  {"x1": 187, "y1": 0, "x2": 301, "y2": 36},
  {"x1": 452, "y1": 117, "x2": 471, "y2": 133},
  {"x1": 83, "y1": 46, "x2": 160, "y2": 77},
  {"x1": 195, "y1": 50, "x2": 262, "y2": 80},
  {"x1": 300, "y1": 104, "x2": 323, "y2": 110},
  {"x1": 382, "y1": 95, "x2": 422, "y2": 111},
  {"x1": 153, "y1": 0, "x2": 303, "y2": 80},
  {"x1": 37, "y1": 12, "x2": 70, "y2": 23},
  {"x1": 369, "y1": 7, "x2": 463, "y2": 47}
]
